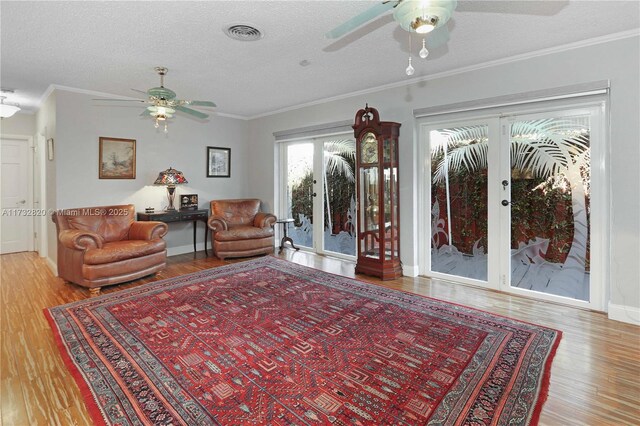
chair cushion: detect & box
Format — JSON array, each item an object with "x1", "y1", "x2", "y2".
[
  {"x1": 65, "y1": 206, "x2": 135, "y2": 243},
  {"x1": 213, "y1": 225, "x2": 273, "y2": 242},
  {"x1": 211, "y1": 199, "x2": 260, "y2": 226},
  {"x1": 84, "y1": 239, "x2": 166, "y2": 265}
]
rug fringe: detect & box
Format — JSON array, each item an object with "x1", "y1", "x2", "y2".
[
  {"x1": 43, "y1": 308, "x2": 109, "y2": 426},
  {"x1": 529, "y1": 330, "x2": 563, "y2": 425}
]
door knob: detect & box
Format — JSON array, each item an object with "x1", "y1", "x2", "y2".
[
  {"x1": 17, "y1": 200, "x2": 26, "y2": 205},
  {"x1": 501, "y1": 200, "x2": 510, "y2": 206},
  {"x1": 312, "y1": 193, "x2": 317, "y2": 197}
]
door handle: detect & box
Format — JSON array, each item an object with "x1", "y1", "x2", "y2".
[
  {"x1": 501, "y1": 200, "x2": 518, "y2": 206},
  {"x1": 16, "y1": 200, "x2": 26, "y2": 205},
  {"x1": 312, "y1": 193, "x2": 317, "y2": 198}
]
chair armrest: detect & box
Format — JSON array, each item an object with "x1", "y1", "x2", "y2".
[
  {"x1": 129, "y1": 221, "x2": 168, "y2": 240},
  {"x1": 208, "y1": 215, "x2": 228, "y2": 232},
  {"x1": 58, "y1": 229, "x2": 103, "y2": 250},
  {"x1": 254, "y1": 213, "x2": 277, "y2": 228}
]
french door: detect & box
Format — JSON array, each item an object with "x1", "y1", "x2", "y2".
[
  {"x1": 422, "y1": 103, "x2": 605, "y2": 310},
  {"x1": 279, "y1": 135, "x2": 357, "y2": 258}
]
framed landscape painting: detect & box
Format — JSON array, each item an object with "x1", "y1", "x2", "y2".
[
  {"x1": 99, "y1": 137, "x2": 136, "y2": 179},
  {"x1": 207, "y1": 146, "x2": 230, "y2": 178}
]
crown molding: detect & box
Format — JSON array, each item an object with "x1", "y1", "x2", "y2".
[
  {"x1": 33, "y1": 29, "x2": 639, "y2": 121},
  {"x1": 215, "y1": 111, "x2": 249, "y2": 120},
  {"x1": 36, "y1": 84, "x2": 245, "y2": 119},
  {"x1": 248, "y1": 28, "x2": 640, "y2": 120},
  {"x1": 38, "y1": 84, "x2": 143, "y2": 107}
]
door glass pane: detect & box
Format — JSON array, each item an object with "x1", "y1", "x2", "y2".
[
  {"x1": 509, "y1": 115, "x2": 591, "y2": 301},
  {"x1": 430, "y1": 125, "x2": 489, "y2": 281},
  {"x1": 383, "y1": 164, "x2": 398, "y2": 260},
  {"x1": 322, "y1": 139, "x2": 356, "y2": 256},
  {"x1": 285, "y1": 143, "x2": 314, "y2": 249},
  {"x1": 360, "y1": 166, "x2": 379, "y2": 258}
]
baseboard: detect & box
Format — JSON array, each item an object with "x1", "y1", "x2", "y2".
[
  {"x1": 46, "y1": 257, "x2": 58, "y2": 276},
  {"x1": 167, "y1": 243, "x2": 207, "y2": 257},
  {"x1": 402, "y1": 264, "x2": 419, "y2": 277},
  {"x1": 608, "y1": 302, "x2": 640, "y2": 326}
]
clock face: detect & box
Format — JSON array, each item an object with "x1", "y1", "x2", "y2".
[{"x1": 361, "y1": 132, "x2": 378, "y2": 164}]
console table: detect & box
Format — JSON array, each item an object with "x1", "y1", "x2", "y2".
[{"x1": 137, "y1": 209, "x2": 209, "y2": 254}]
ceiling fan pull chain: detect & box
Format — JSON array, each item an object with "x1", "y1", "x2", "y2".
[
  {"x1": 420, "y1": 38, "x2": 429, "y2": 59},
  {"x1": 406, "y1": 31, "x2": 415, "y2": 76}
]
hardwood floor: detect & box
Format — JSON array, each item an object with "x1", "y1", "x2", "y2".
[{"x1": 1, "y1": 250, "x2": 639, "y2": 425}]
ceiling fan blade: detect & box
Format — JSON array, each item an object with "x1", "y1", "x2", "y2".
[
  {"x1": 425, "y1": 25, "x2": 450, "y2": 49},
  {"x1": 131, "y1": 88, "x2": 149, "y2": 95},
  {"x1": 176, "y1": 105, "x2": 209, "y2": 119},
  {"x1": 326, "y1": 1, "x2": 397, "y2": 39},
  {"x1": 187, "y1": 100, "x2": 217, "y2": 108}
]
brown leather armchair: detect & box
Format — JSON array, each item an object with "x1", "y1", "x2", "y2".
[
  {"x1": 52, "y1": 204, "x2": 168, "y2": 296},
  {"x1": 208, "y1": 199, "x2": 276, "y2": 259}
]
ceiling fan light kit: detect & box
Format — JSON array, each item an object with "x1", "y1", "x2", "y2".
[{"x1": 410, "y1": 15, "x2": 439, "y2": 34}]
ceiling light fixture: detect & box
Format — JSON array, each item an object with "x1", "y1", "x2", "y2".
[
  {"x1": 0, "y1": 95, "x2": 20, "y2": 118},
  {"x1": 410, "y1": 15, "x2": 439, "y2": 34},
  {"x1": 147, "y1": 105, "x2": 175, "y2": 133}
]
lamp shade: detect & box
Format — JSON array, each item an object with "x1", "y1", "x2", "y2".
[{"x1": 154, "y1": 167, "x2": 188, "y2": 186}]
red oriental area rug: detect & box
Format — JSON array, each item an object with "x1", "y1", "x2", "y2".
[{"x1": 45, "y1": 257, "x2": 560, "y2": 426}]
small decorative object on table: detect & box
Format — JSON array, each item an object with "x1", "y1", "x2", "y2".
[
  {"x1": 180, "y1": 194, "x2": 198, "y2": 211},
  {"x1": 145, "y1": 207, "x2": 155, "y2": 214}
]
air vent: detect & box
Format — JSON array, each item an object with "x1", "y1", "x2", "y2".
[{"x1": 224, "y1": 24, "x2": 263, "y2": 42}]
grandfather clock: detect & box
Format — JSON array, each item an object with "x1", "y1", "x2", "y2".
[{"x1": 353, "y1": 105, "x2": 402, "y2": 280}]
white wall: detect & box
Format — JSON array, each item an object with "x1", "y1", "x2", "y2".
[
  {"x1": 248, "y1": 35, "x2": 640, "y2": 316},
  {"x1": 36, "y1": 92, "x2": 57, "y2": 263},
  {"x1": 54, "y1": 89, "x2": 249, "y2": 254},
  {"x1": 0, "y1": 113, "x2": 36, "y2": 135}
]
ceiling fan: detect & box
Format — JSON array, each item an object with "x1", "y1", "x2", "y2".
[
  {"x1": 327, "y1": 0, "x2": 457, "y2": 48},
  {"x1": 326, "y1": 0, "x2": 567, "y2": 75},
  {"x1": 94, "y1": 67, "x2": 216, "y2": 133}
]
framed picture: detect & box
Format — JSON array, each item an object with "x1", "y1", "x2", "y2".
[
  {"x1": 99, "y1": 137, "x2": 136, "y2": 179},
  {"x1": 207, "y1": 146, "x2": 230, "y2": 178},
  {"x1": 47, "y1": 138, "x2": 54, "y2": 161},
  {"x1": 180, "y1": 194, "x2": 199, "y2": 211}
]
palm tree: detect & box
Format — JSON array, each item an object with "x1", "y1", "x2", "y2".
[
  {"x1": 323, "y1": 139, "x2": 355, "y2": 232},
  {"x1": 431, "y1": 118, "x2": 590, "y2": 288}
]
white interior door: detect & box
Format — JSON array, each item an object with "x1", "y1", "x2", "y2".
[{"x1": 1, "y1": 137, "x2": 32, "y2": 254}]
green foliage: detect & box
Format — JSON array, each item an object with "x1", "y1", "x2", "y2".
[
  {"x1": 291, "y1": 173, "x2": 315, "y2": 226},
  {"x1": 291, "y1": 152, "x2": 356, "y2": 233},
  {"x1": 432, "y1": 169, "x2": 590, "y2": 267}
]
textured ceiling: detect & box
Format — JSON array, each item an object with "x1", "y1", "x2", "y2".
[{"x1": 1, "y1": 1, "x2": 639, "y2": 118}]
